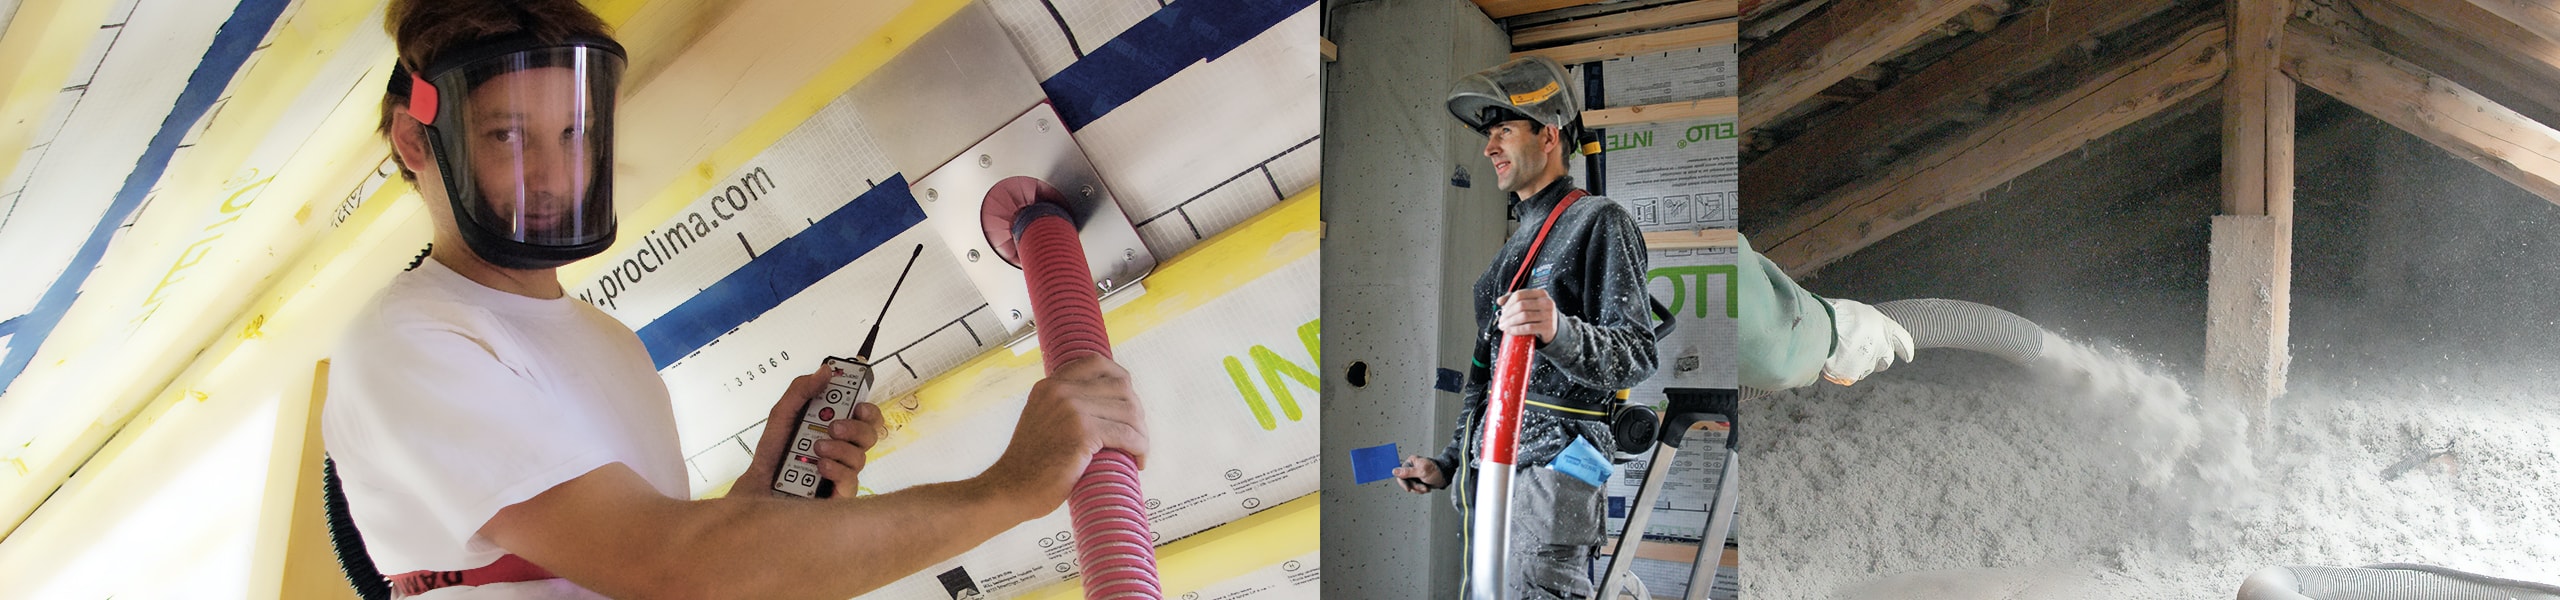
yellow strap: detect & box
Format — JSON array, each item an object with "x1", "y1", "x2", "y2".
[{"x1": 1523, "y1": 399, "x2": 1608, "y2": 416}]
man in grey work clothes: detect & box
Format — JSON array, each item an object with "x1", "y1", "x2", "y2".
[{"x1": 1391, "y1": 56, "x2": 1662, "y2": 599}]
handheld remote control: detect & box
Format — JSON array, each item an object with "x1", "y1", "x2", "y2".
[
  {"x1": 773, "y1": 356, "x2": 875, "y2": 498},
  {"x1": 772, "y1": 243, "x2": 924, "y2": 498}
]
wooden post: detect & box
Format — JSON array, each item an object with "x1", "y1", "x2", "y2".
[{"x1": 2210, "y1": 0, "x2": 2293, "y2": 442}]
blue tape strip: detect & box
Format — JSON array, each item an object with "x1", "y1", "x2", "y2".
[
  {"x1": 0, "y1": 0, "x2": 293, "y2": 397},
  {"x1": 1038, "y1": 0, "x2": 1314, "y2": 130},
  {"x1": 636, "y1": 175, "x2": 927, "y2": 369}
]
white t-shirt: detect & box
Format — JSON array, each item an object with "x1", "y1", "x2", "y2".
[{"x1": 322, "y1": 259, "x2": 688, "y2": 599}]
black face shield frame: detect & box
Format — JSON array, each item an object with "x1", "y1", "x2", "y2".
[{"x1": 402, "y1": 32, "x2": 626, "y2": 270}]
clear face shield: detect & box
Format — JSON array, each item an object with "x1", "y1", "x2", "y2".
[{"x1": 406, "y1": 35, "x2": 625, "y2": 269}]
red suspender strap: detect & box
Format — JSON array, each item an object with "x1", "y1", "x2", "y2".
[
  {"x1": 389, "y1": 554, "x2": 558, "y2": 597},
  {"x1": 1506, "y1": 189, "x2": 1587, "y2": 292}
]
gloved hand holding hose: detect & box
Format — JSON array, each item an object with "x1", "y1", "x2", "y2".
[{"x1": 1822, "y1": 298, "x2": 1917, "y2": 386}]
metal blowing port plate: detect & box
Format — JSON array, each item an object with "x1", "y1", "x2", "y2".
[{"x1": 912, "y1": 102, "x2": 1157, "y2": 337}]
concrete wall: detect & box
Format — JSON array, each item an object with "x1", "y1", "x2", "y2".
[{"x1": 1320, "y1": 0, "x2": 1508, "y2": 597}]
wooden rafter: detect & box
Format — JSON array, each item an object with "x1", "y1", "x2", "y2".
[
  {"x1": 1739, "y1": 0, "x2": 2178, "y2": 226},
  {"x1": 1477, "y1": 0, "x2": 1606, "y2": 19},
  {"x1": 2465, "y1": 0, "x2": 2560, "y2": 42},
  {"x1": 2284, "y1": 19, "x2": 2560, "y2": 205},
  {"x1": 1513, "y1": 0, "x2": 1739, "y2": 47},
  {"x1": 2355, "y1": 0, "x2": 2560, "y2": 129},
  {"x1": 1737, "y1": 0, "x2": 1977, "y2": 128},
  {"x1": 1751, "y1": 22, "x2": 2230, "y2": 274},
  {"x1": 1586, "y1": 96, "x2": 1737, "y2": 127},
  {"x1": 1512, "y1": 21, "x2": 1738, "y2": 63},
  {"x1": 1643, "y1": 228, "x2": 1741, "y2": 250}
]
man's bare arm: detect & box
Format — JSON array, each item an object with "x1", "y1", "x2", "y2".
[
  {"x1": 483, "y1": 463, "x2": 1033, "y2": 600},
  {"x1": 483, "y1": 356, "x2": 1148, "y2": 600}
]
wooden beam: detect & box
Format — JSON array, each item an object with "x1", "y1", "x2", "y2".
[
  {"x1": 2356, "y1": 0, "x2": 2560, "y2": 129},
  {"x1": 1512, "y1": 21, "x2": 1738, "y2": 64},
  {"x1": 1739, "y1": 0, "x2": 2179, "y2": 228},
  {"x1": 1737, "y1": 0, "x2": 1977, "y2": 128},
  {"x1": 1599, "y1": 539, "x2": 1740, "y2": 567},
  {"x1": 1752, "y1": 22, "x2": 2229, "y2": 274},
  {"x1": 1513, "y1": 0, "x2": 1739, "y2": 47},
  {"x1": 1743, "y1": 0, "x2": 1830, "y2": 40},
  {"x1": 1320, "y1": 37, "x2": 1337, "y2": 62},
  {"x1": 2283, "y1": 20, "x2": 2560, "y2": 205},
  {"x1": 1586, "y1": 96, "x2": 1738, "y2": 127},
  {"x1": 269, "y1": 361, "x2": 358, "y2": 599},
  {"x1": 2465, "y1": 0, "x2": 2560, "y2": 43},
  {"x1": 1477, "y1": 0, "x2": 1607, "y2": 19},
  {"x1": 1643, "y1": 228, "x2": 1741, "y2": 250},
  {"x1": 2214, "y1": 0, "x2": 2294, "y2": 436}
]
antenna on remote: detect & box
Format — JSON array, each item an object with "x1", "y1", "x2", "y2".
[{"x1": 855, "y1": 244, "x2": 926, "y2": 363}]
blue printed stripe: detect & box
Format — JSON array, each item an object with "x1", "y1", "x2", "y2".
[
  {"x1": 635, "y1": 175, "x2": 927, "y2": 369},
  {"x1": 0, "y1": 0, "x2": 293, "y2": 397},
  {"x1": 1039, "y1": 0, "x2": 1315, "y2": 130}
]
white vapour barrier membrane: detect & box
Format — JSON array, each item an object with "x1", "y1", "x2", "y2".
[
  {"x1": 1598, "y1": 46, "x2": 1737, "y2": 108},
  {"x1": 863, "y1": 254, "x2": 1320, "y2": 598},
  {"x1": 0, "y1": 0, "x2": 225, "y2": 319},
  {"x1": 0, "y1": 2, "x2": 391, "y2": 449},
  {"x1": 1181, "y1": 550, "x2": 1321, "y2": 600},
  {"x1": 1576, "y1": 43, "x2": 1742, "y2": 600}
]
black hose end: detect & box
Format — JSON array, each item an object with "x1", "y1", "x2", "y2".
[
  {"x1": 323, "y1": 457, "x2": 393, "y2": 600},
  {"x1": 1011, "y1": 201, "x2": 1076, "y2": 242}
]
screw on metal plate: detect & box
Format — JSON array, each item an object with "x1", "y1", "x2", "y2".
[
  {"x1": 1080, "y1": 184, "x2": 1095, "y2": 198},
  {"x1": 1123, "y1": 248, "x2": 1137, "y2": 261},
  {"x1": 1037, "y1": 118, "x2": 1051, "y2": 132},
  {"x1": 925, "y1": 188, "x2": 938, "y2": 202},
  {"x1": 1009, "y1": 309, "x2": 1023, "y2": 320},
  {"x1": 1099, "y1": 278, "x2": 1115, "y2": 292},
  {"x1": 977, "y1": 154, "x2": 993, "y2": 168},
  {"x1": 966, "y1": 248, "x2": 980, "y2": 262}
]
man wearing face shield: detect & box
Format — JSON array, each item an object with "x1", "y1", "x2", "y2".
[
  {"x1": 320, "y1": 1, "x2": 1148, "y2": 598},
  {"x1": 1386, "y1": 56, "x2": 1661, "y2": 599}
]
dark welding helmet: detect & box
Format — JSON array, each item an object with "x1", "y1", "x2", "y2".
[
  {"x1": 1446, "y1": 55, "x2": 1601, "y2": 156},
  {"x1": 401, "y1": 32, "x2": 626, "y2": 269}
]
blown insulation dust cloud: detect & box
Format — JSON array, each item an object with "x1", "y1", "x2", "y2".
[
  {"x1": 1743, "y1": 337, "x2": 2560, "y2": 600},
  {"x1": 1738, "y1": 93, "x2": 2560, "y2": 599}
]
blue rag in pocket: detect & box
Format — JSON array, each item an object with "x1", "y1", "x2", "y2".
[{"x1": 1550, "y1": 436, "x2": 1612, "y2": 488}]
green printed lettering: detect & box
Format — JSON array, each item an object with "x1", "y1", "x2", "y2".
[
  {"x1": 1648, "y1": 265, "x2": 1740, "y2": 319},
  {"x1": 1606, "y1": 130, "x2": 1652, "y2": 152},
  {"x1": 1224, "y1": 319, "x2": 1321, "y2": 430},
  {"x1": 1224, "y1": 356, "x2": 1277, "y2": 430}
]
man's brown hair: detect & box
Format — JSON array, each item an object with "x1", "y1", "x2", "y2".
[{"x1": 375, "y1": 0, "x2": 613, "y2": 180}]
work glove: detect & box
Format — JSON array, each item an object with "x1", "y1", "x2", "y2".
[{"x1": 1822, "y1": 298, "x2": 1914, "y2": 386}]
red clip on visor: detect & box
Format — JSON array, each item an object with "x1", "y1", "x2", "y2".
[{"x1": 406, "y1": 71, "x2": 439, "y2": 125}]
